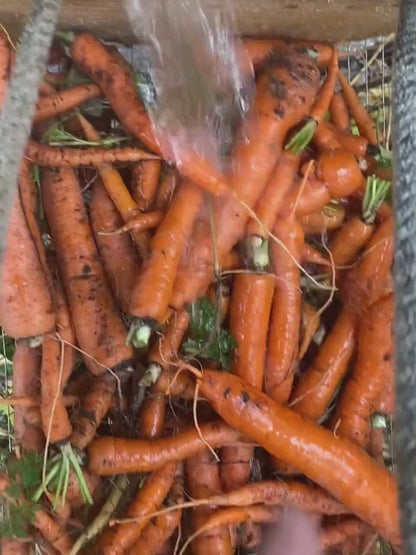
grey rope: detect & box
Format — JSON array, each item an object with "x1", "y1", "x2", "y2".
[
  {"x1": 393, "y1": 0, "x2": 416, "y2": 552},
  {"x1": 0, "y1": 0, "x2": 61, "y2": 269}
]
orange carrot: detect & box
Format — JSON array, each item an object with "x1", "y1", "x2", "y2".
[
  {"x1": 195, "y1": 369, "x2": 399, "y2": 545},
  {"x1": 128, "y1": 181, "x2": 203, "y2": 339},
  {"x1": 377, "y1": 367, "x2": 395, "y2": 415},
  {"x1": 332, "y1": 295, "x2": 393, "y2": 447},
  {"x1": 265, "y1": 215, "x2": 304, "y2": 402},
  {"x1": 329, "y1": 215, "x2": 374, "y2": 270},
  {"x1": 287, "y1": 176, "x2": 331, "y2": 216},
  {"x1": 138, "y1": 395, "x2": 166, "y2": 440},
  {"x1": 96, "y1": 463, "x2": 177, "y2": 554},
  {"x1": 0, "y1": 192, "x2": 55, "y2": 339},
  {"x1": 131, "y1": 160, "x2": 161, "y2": 210},
  {"x1": 26, "y1": 140, "x2": 158, "y2": 167},
  {"x1": 33, "y1": 83, "x2": 101, "y2": 121},
  {"x1": 317, "y1": 149, "x2": 364, "y2": 198},
  {"x1": 1, "y1": 537, "x2": 31, "y2": 554},
  {"x1": 70, "y1": 373, "x2": 117, "y2": 450},
  {"x1": 88, "y1": 422, "x2": 242, "y2": 475},
  {"x1": 330, "y1": 92, "x2": 350, "y2": 132},
  {"x1": 320, "y1": 517, "x2": 370, "y2": 550},
  {"x1": 154, "y1": 168, "x2": 178, "y2": 211},
  {"x1": 153, "y1": 367, "x2": 196, "y2": 399},
  {"x1": 368, "y1": 427, "x2": 385, "y2": 464},
  {"x1": 89, "y1": 179, "x2": 140, "y2": 313},
  {"x1": 0, "y1": 35, "x2": 10, "y2": 110},
  {"x1": 171, "y1": 51, "x2": 320, "y2": 308},
  {"x1": 338, "y1": 70, "x2": 378, "y2": 145},
  {"x1": 127, "y1": 508, "x2": 182, "y2": 555},
  {"x1": 290, "y1": 309, "x2": 357, "y2": 420},
  {"x1": 99, "y1": 211, "x2": 164, "y2": 236},
  {"x1": 301, "y1": 205, "x2": 346, "y2": 234},
  {"x1": 299, "y1": 302, "x2": 320, "y2": 359},
  {"x1": 42, "y1": 167, "x2": 133, "y2": 376},
  {"x1": 301, "y1": 243, "x2": 331, "y2": 267},
  {"x1": 187, "y1": 450, "x2": 232, "y2": 554},
  {"x1": 70, "y1": 34, "x2": 228, "y2": 195},
  {"x1": 332, "y1": 126, "x2": 368, "y2": 157}
]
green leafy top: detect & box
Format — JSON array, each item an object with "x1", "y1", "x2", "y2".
[{"x1": 182, "y1": 298, "x2": 237, "y2": 371}]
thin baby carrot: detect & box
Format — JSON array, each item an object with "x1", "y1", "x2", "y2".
[
  {"x1": 330, "y1": 91, "x2": 350, "y2": 132},
  {"x1": 33, "y1": 83, "x2": 101, "y2": 122}
]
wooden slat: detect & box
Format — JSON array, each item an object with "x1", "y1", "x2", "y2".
[{"x1": 0, "y1": 0, "x2": 398, "y2": 43}]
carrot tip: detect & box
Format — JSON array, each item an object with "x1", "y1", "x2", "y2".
[
  {"x1": 126, "y1": 322, "x2": 152, "y2": 349},
  {"x1": 286, "y1": 119, "x2": 317, "y2": 155}
]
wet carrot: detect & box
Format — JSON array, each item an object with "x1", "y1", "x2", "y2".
[
  {"x1": 127, "y1": 508, "x2": 182, "y2": 555},
  {"x1": 89, "y1": 179, "x2": 140, "y2": 313},
  {"x1": 196, "y1": 369, "x2": 399, "y2": 545},
  {"x1": 287, "y1": 176, "x2": 331, "y2": 217},
  {"x1": 71, "y1": 373, "x2": 117, "y2": 450},
  {"x1": 329, "y1": 215, "x2": 374, "y2": 270},
  {"x1": 330, "y1": 92, "x2": 350, "y2": 132},
  {"x1": 299, "y1": 302, "x2": 320, "y2": 359},
  {"x1": 33, "y1": 83, "x2": 101, "y2": 121},
  {"x1": 27, "y1": 140, "x2": 158, "y2": 167},
  {"x1": 301, "y1": 205, "x2": 346, "y2": 234},
  {"x1": 332, "y1": 296, "x2": 393, "y2": 447},
  {"x1": 88, "y1": 421, "x2": 242, "y2": 475},
  {"x1": 290, "y1": 309, "x2": 357, "y2": 420},
  {"x1": 338, "y1": 70, "x2": 378, "y2": 145},
  {"x1": 171, "y1": 51, "x2": 320, "y2": 308},
  {"x1": 96, "y1": 463, "x2": 177, "y2": 554},
  {"x1": 0, "y1": 192, "x2": 55, "y2": 339},
  {"x1": 377, "y1": 368, "x2": 395, "y2": 415},
  {"x1": 42, "y1": 167, "x2": 133, "y2": 376},
  {"x1": 265, "y1": 215, "x2": 304, "y2": 402},
  {"x1": 187, "y1": 450, "x2": 232, "y2": 555},
  {"x1": 316, "y1": 149, "x2": 364, "y2": 198},
  {"x1": 301, "y1": 243, "x2": 331, "y2": 267},
  {"x1": 131, "y1": 160, "x2": 161, "y2": 210},
  {"x1": 332, "y1": 126, "x2": 368, "y2": 157},
  {"x1": 70, "y1": 34, "x2": 227, "y2": 195},
  {"x1": 313, "y1": 122, "x2": 342, "y2": 151},
  {"x1": 154, "y1": 169, "x2": 178, "y2": 211},
  {"x1": 139, "y1": 395, "x2": 166, "y2": 440}
]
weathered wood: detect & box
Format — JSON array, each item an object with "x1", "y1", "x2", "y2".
[{"x1": 1, "y1": 0, "x2": 398, "y2": 42}]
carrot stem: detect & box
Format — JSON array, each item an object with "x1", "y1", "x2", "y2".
[
  {"x1": 246, "y1": 236, "x2": 270, "y2": 270},
  {"x1": 362, "y1": 175, "x2": 390, "y2": 225},
  {"x1": 126, "y1": 322, "x2": 153, "y2": 349},
  {"x1": 285, "y1": 119, "x2": 317, "y2": 155}
]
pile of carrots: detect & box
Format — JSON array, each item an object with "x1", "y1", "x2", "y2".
[{"x1": 0, "y1": 29, "x2": 396, "y2": 555}]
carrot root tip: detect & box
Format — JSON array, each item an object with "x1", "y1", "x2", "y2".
[
  {"x1": 138, "y1": 362, "x2": 162, "y2": 387},
  {"x1": 247, "y1": 235, "x2": 270, "y2": 270},
  {"x1": 286, "y1": 119, "x2": 317, "y2": 155},
  {"x1": 126, "y1": 321, "x2": 152, "y2": 349}
]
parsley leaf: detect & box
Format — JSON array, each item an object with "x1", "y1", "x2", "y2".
[{"x1": 182, "y1": 298, "x2": 237, "y2": 370}]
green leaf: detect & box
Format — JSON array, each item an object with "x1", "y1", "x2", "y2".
[
  {"x1": 0, "y1": 500, "x2": 38, "y2": 539},
  {"x1": 5, "y1": 480, "x2": 22, "y2": 500},
  {"x1": 182, "y1": 298, "x2": 237, "y2": 370},
  {"x1": 375, "y1": 145, "x2": 393, "y2": 168}
]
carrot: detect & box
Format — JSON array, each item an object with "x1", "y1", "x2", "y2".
[
  {"x1": 299, "y1": 302, "x2": 320, "y2": 359},
  {"x1": 42, "y1": 167, "x2": 133, "y2": 376},
  {"x1": 26, "y1": 140, "x2": 158, "y2": 167},
  {"x1": 338, "y1": 70, "x2": 378, "y2": 145},
  {"x1": 301, "y1": 204, "x2": 346, "y2": 234},
  {"x1": 171, "y1": 51, "x2": 320, "y2": 308},
  {"x1": 89, "y1": 179, "x2": 140, "y2": 313},
  {"x1": 1, "y1": 537, "x2": 31, "y2": 554},
  {"x1": 265, "y1": 215, "x2": 304, "y2": 402},
  {"x1": 12, "y1": 340, "x2": 44, "y2": 452},
  {"x1": 139, "y1": 396, "x2": 166, "y2": 440},
  {"x1": 301, "y1": 243, "x2": 331, "y2": 267},
  {"x1": 70, "y1": 373, "x2": 117, "y2": 450},
  {"x1": 153, "y1": 367, "x2": 195, "y2": 399},
  {"x1": 320, "y1": 517, "x2": 370, "y2": 550},
  {"x1": 33, "y1": 83, "x2": 101, "y2": 122},
  {"x1": 246, "y1": 150, "x2": 300, "y2": 238},
  {"x1": 70, "y1": 34, "x2": 228, "y2": 196},
  {"x1": 220, "y1": 272, "x2": 274, "y2": 492},
  {"x1": 313, "y1": 122, "x2": 342, "y2": 152},
  {"x1": 131, "y1": 160, "x2": 161, "y2": 210},
  {"x1": 154, "y1": 168, "x2": 178, "y2": 211},
  {"x1": 0, "y1": 191, "x2": 55, "y2": 339},
  {"x1": 88, "y1": 421, "x2": 242, "y2": 475},
  {"x1": 195, "y1": 369, "x2": 400, "y2": 545},
  {"x1": 332, "y1": 126, "x2": 368, "y2": 157},
  {"x1": 332, "y1": 295, "x2": 393, "y2": 447},
  {"x1": 127, "y1": 508, "x2": 182, "y2": 555},
  {"x1": 96, "y1": 463, "x2": 177, "y2": 554},
  {"x1": 128, "y1": 181, "x2": 203, "y2": 344},
  {"x1": 287, "y1": 176, "x2": 331, "y2": 217},
  {"x1": 368, "y1": 426, "x2": 385, "y2": 464},
  {"x1": 0, "y1": 35, "x2": 11, "y2": 110},
  {"x1": 290, "y1": 309, "x2": 357, "y2": 420},
  {"x1": 342, "y1": 215, "x2": 393, "y2": 312},
  {"x1": 377, "y1": 368, "x2": 395, "y2": 415},
  {"x1": 187, "y1": 450, "x2": 232, "y2": 554},
  {"x1": 99, "y1": 211, "x2": 164, "y2": 235},
  {"x1": 329, "y1": 215, "x2": 374, "y2": 270},
  {"x1": 316, "y1": 149, "x2": 364, "y2": 198},
  {"x1": 330, "y1": 92, "x2": 350, "y2": 132}
]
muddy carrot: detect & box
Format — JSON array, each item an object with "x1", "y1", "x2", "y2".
[
  {"x1": 338, "y1": 70, "x2": 378, "y2": 145},
  {"x1": 330, "y1": 92, "x2": 350, "y2": 132},
  {"x1": 70, "y1": 34, "x2": 227, "y2": 195},
  {"x1": 290, "y1": 308, "x2": 357, "y2": 420},
  {"x1": 171, "y1": 51, "x2": 320, "y2": 308},
  {"x1": 131, "y1": 160, "x2": 161, "y2": 210},
  {"x1": 195, "y1": 369, "x2": 399, "y2": 545},
  {"x1": 89, "y1": 179, "x2": 140, "y2": 313},
  {"x1": 301, "y1": 205, "x2": 346, "y2": 234},
  {"x1": 42, "y1": 167, "x2": 133, "y2": 376},
  {"x1": 320, "y1": 517, "x2": 370, "y2": 550},
  {"x1": 96, "y1": 463, "x2": 177, "y2": 554},
  {"x1": 33, "y1": 83, "x2": 101, "y2": 121},
  {"x1": 299, "y1": 303, "x2": 320, "y2": 359},
  {"x1": 265, "y1": 215, "x2": 304, "y2": 403},
  {"x1": 128, "y1": 181, "x2": 203, "y2": 345},
  {"x1": 0, "y1": 192, "x2": 55, "y2": 339},
  {"x1": 98, "y1": 211, "x2": 164, "y2": 236},
  {"x1": 71, "y1": 374, "x2": 117, "y2": 450},
  {"x1": 88, "y1": 422, "x2": 242, "y2": 475},
  {"x1": 332, "y1": 295, "x2": 393, "y2": 447},
  {"x1": 0, "y1": 35, "x2": 10, "y2": 110},
  {"x1": 139, "y1": 396, "x2": 166, "y2": 440}
]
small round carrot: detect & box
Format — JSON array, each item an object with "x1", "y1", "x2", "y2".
[
  {"x1": 0, "y1": 192, "x2": 55, "y2": 339},
  {"x1": 89, "y1": 179, "x2": 140, "y2": 313},
  {"x1": 154, "y1": 168, "x2": 178, "y2": 211},
  {"x1": 338, "y1": 70, "x2": 378, "y2": 145},
  {"x1": 330, "y1": 92, "x2": 350, "y2": 132},
  {"x1": 187, "y1": 450, "x2": 232, "y2": 554},
  {"x1": 299, "y1": 302, "x2": 320, "y2": 359},
  {"x1": 329, "y1": 215, "x2": 374, "y2": 270},
  {"x1": 96, "y1": 462, "x2": 177, "y2": 554},
  {"x1": 131, "y1": 160, "x2": 161, "y2": 210},
  {"x1": 301, "y1": 204, "x2": 346, "y2": 234},
  {"x1": 332, "y1": 295, "x2": 393, "y2": 447},
  {"x1": 70, "y1": 373, "x2": 117, "y2": 450},
  {"x1": 265, "y1": 215, "x2": 304, "y2": 402},
  {"x1": 88, "y1": 422, "x2": 242, "y2": 475},
  {"x1": 290, "y1": 309, "x2": 357, "y2": 421},
  {"x1": 33, "y1": 83, "x2": 101, "y2": 122},
  {"x1": 42, "y1": 167, "x2": 133, "y2": 376},
  {"x1": 316, "y1": 149, "x2": 364, "y2": 198}
]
